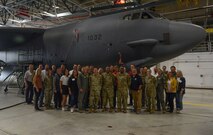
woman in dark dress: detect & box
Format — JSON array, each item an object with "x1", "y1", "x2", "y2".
[{"x1": 68, "y1": 70, "x2": 79, "y2": 113}]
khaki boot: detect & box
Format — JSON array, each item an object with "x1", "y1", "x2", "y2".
[
  {"x1": 93, "y1": 109, "x2": 97, "y2": 113},
  {"x1": 123, "y1": 109, "x2": 127, "y2": 113},
  {"x1": 109, "y1": 108, "x2": 114, "y2": 113},
  {"x1": 117, "y1": 108, "x2": 121, "y2": 112},
  {"x1": 102, "y1": 108, "x2": 107, "y2": 112},
  {"x1": 88, "y1": 108, "x2": 93, "y2": 113}
]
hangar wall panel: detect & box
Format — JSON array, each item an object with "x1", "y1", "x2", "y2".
[{"x1": 160, "y1": 52, "x2": 213, "y2": 89}]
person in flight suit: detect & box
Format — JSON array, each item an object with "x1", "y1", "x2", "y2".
[
  {"x1": 77, "y1": 67, "x2": 90, "y2": 113},
  {"x1": 156, "y1": 68, "x2": 166, "y2": 113},
  {"x1": 117, "y1": 67, "x2": 130, "y2": 113},
  {"x1": 145, "y1": 69, "x2": 156, "y2": 113},
  {"x1": 89, "y1": 68, "x2": 103, "y2": 113},
  {"x1": 102, "y1": 66, "x2": 115, "y2": 112}
]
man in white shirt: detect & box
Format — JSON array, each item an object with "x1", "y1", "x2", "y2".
[{"x1": 24, "y1": 64, "x2": 35, "y2": 104}]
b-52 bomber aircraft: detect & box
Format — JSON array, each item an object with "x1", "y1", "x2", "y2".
[{"x1": 0, "y1": 5, "x2": 206, "y2": 74}]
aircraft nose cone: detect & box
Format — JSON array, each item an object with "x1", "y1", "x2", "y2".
[{"x1": 169, "y1": 21, "x2": 206, "y2": 48}]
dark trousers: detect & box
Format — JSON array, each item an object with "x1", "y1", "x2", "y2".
[
  {"x1": 54, "y1": 91, "x2": 62, "y2": 108},
  {"x1": 165, "y1": 92, "x2": 169, "y2": 107},
  {"x1": 39, "y1": 88, "x2": 44, "y2": 107},
  {"x1": 113, "y1": 86, "x2": 117, "y2": 108},
  {"x1": 168, "y1": 93, "x2": 176, "y2": 112},
  {"x1": 69, "y1": 92, "x2": 79, "y2": 108},
  {"x1": 25, "y1": 81, "x2": 34, "y2": 104},
  {"x1": 129, "y1": 90, "x2": 133, "y2": 105},
  {"x1": 34, "y1": 88, "x2": 41, "y2": 110}
]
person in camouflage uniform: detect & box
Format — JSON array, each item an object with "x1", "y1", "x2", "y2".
[
  {"x1": 145, "y1": 69, "x2": 156, "y2": 113},
  {"x1": 89, "y1": 68, "x2": 103, "y2": 113},
  {"x1": 102, "y1": 67, "x2": 115, "y2": 112},
  {"x1": 162, "y1": 66, "x2": 169, "y2": 108},
  {"x1": 156, "y1": 68, "x2": 166, "y2": 113},
  {"x1": 117, "y1": 67, "x2": 130, "y2": 113},
  {"x1": 44, "y1": 70, "x2": 53, "y2": 109},
  {"x1": 139, "y1": 67, "x2": 147, "y2": 108}
]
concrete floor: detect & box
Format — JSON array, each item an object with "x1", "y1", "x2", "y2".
[{"x1": 0, "y1": 89, "x2": 212, "y2": 135}]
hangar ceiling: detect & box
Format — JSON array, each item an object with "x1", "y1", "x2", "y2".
[{"x1": 0, "y1": 0, "x2": 212, "y2": 28}]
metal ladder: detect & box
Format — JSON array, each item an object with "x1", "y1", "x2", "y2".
[{"x1": 0, "y1": 70, "x2": 24, "y2": 95}]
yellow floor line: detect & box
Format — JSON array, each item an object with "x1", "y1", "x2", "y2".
[{"x1": 184, "y1": 102, "x2": 213, "y2": 108}]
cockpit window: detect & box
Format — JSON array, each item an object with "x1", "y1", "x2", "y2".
[
  {"x1": 123, "y1": 14, "x2": 131, "y2": 20},
  {"x1": 141, "y1": 12, "x2": 152, "y2": 19},
  {"x1": 132, "y1": 12, "x2": 140, "y2": 20}
]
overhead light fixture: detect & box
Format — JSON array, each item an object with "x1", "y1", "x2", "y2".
[
  {"x1": 52, "y1": 5, "x2": 59, "y2": 9},
  {"x1": 42, "y1": 11, "x2": 72, "y2": 17},
  {"x1": 9, "y1": 19, "x2": 31, "y2": 23},
  {"x1": 57, "y1": 12, "x2": 72, "y2": 17},
  {"x1": 43, "y1": 11, "x2": 55, "y2": 17}
]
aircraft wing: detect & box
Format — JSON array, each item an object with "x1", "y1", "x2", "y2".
[
  {"x1": 127, "y1": 39, "x2": 158, "y2": 48},
  {"x1": 0, "y1": 27, "x2": 45, "y2": 50}
]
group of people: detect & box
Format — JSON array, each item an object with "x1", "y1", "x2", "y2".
[{"x1": 24, "y1": 63, "x2": 185, "y2": 114}]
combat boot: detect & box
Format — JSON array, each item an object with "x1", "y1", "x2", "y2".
[
  {"x1": 88, "y1": 108, "x2": 93, "y2": 113},
  {"x1": 123, "y1": 109, "x2": 127, "y2": 113},
  {"x1": 102, "y1": 108, "x2": 107, "y2": 112},
  {"x1": 150, "y1": 109, "x2": 155, "y2": 114},
  {"x1": 93, "y1": 109, "x2": 97, "y2": 113},
  {"x1": 109, "y1": 108, "x2": 114, "y2": 113},
  {"x1": 117, "y1": 108, "x2": 122, "y2": 112}
]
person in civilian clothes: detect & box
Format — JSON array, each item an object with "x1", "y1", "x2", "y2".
[
  {"x1": 53, "y1": 68, "x2": 62, "y2": 109},
  {"x1": 130, "y1": 69, "x2": 142, "y2": 114},
  {"x1": 33, "y1": 68, "x2": 43, "y2": 111},
  {"x1": 68, "y1": 69, "x2": 79, "y2": 113},
  {"x1": 24, "y1": 64, "x2": 35, "y2": 104},
  {"x1": 128, "y1": 64, "x2": 135, "y2": 106},
  {"x1": 176, "y1": 70, "x2": 186, "y2": 113},
  {"x1": 165, "y1": 72, "x2": 178, "y2": 113},
  {"x1": 51, "y1": 65, "x2": 56, "y2": 75},
  {"x1": 60, "y1": 69, "x2": 70, "y2": 111}
]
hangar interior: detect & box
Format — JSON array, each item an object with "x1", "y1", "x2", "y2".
[
  {"x1": 0, "y1": 0, "x2": 213, "y2": 135},
  {"x1": 0, "y1": 0, "x2": 212, "y2": 88}
]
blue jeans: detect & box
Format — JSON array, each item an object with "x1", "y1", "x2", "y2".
[
  {"x1": 69, "y1": 92, "x2": 78, "y2": 108},
  {"x1": 39, "y1": 89, "x2": 44, "y2": 107},
  {"x1": 176, "y1": 92, "x2": 184, "y2": 110},
  {"x1": 25, "y1": 81, "x2": 34, "y2": 104}
]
